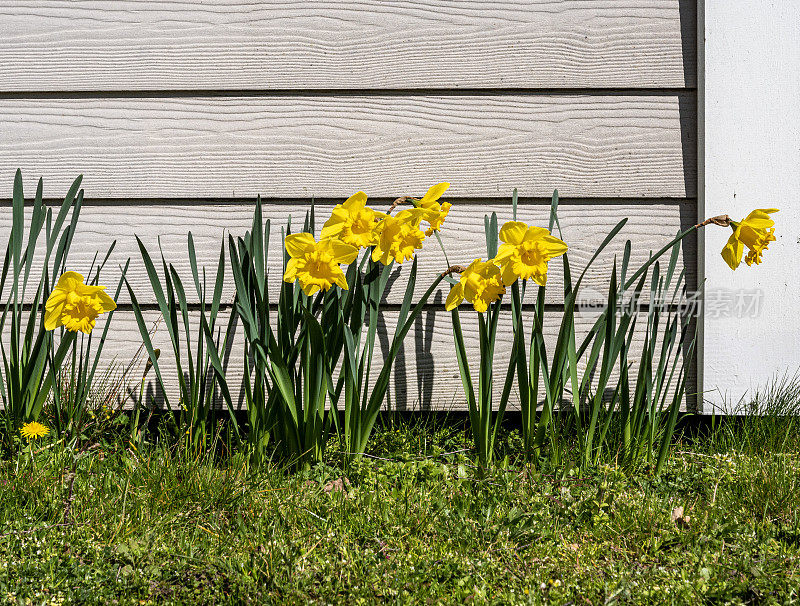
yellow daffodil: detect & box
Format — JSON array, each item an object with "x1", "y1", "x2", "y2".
[
  {"x1": 493, "y1": 221, "x2": 568, "y2": 286},
  {"x1": 445, "y1": 259, "x2": 506, "y2": 313},
  {"x1": 721, "y1": 208, "x2": 778, "y2": 270},
  {"x1": 371, "y1": 209, "x2": 428, "y2": 265},
  {"x1": 416, "y1": 182, "x2": 452, "y2": 236},
  {"x1": 320, "y1": 191, "x2": 387, "y2": 249},
  {"x1": 45, "y1": 272, "x2": 117, "y2": 334},
  {"x1": 20, "y1": 421, "x2": 49, "y2": 441},
  {"x1": 283, "y1": 233, "x2": 358, "y2": 296}
]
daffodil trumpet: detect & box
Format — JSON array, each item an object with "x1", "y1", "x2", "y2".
[
  {"x1": 444, "y1": 259, "x2": 506, "y2": 313},
  {"x1": 370, "y1": 208, "x2": 428, "y2": 266}
]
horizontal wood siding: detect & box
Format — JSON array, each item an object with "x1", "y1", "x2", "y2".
[
  {"x1": 0, "y1": 201, "x2": 697, "y2": 306},
  {"x1": 0, "y1": 1, "x2": 698, "y2": 410},
  {"x1": 0, "y1": 1, "x2": 695, "y2": 91},
  {"x1": 0, "y1": 95, "x2": 695, "y2": 199}
]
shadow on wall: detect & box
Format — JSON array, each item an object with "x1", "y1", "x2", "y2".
[{"x1": 378, "y1": 291, "x2": 444, "y2": 412}]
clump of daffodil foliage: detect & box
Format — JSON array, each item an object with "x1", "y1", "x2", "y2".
[
  {"x1": 218, "y1": 183, "x2": 455, "y2": 468},
  {"x1": 0, "y1": 170, "x2": 122, "y2": 454},
  {"x1": 0, "y1": 169, "x2": 781, "y2": 477}
]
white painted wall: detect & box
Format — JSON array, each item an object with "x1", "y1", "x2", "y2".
[{"x1": 703, "y1": 0, "x2": 800, "y2": 411}]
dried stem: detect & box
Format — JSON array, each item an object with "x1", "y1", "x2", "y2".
[
  {"x1": 695, "y1": 214, "x2": 732, "y2": 229},
  {"x1": 441, "y1": 265, "x2": 467, "y2": 277},
  {"x1": 387, "y1": 196, "x2": 411, "y2": 214}
]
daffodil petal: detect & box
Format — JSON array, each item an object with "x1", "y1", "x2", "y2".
[
  {"x1": 395, "y1": 208, "x2": 427, "y2": 226},
  {"x1": 492, "y1": 244, "x2": 516, "y2": 264},
  {"x1": 44, "y1": 303, "x2": 64, "y2": 330},
  {"x1": 721, "y1": 232, "x2": 744, "y2": 270},
  {"x1": 419, "y1": 182, "x2": 450, "y2": 205},
  {"x1": 325, "y1": 238, "x2": 359, "y2": 265},
  {"x1": 501, "y1": 263, "x2": 518, "y2": 286},
  {"x1": 333, "y1": 269, "x2": 349, "y2": 290},
  {"x1": 320, "y1": 207, "x2": 349, "y2": 238},
  {"x1": 56, "y1": 271, "x2": 84, "y2": 290},
  {"x1": 742, "y1": 208, "x2": 778, "y2": 229},
  {"x1": 539, "y1": 235, "x2": 568, "y2": 257},
  {"x1": 532, "y1": 271, "x2": 548, "y2": 287},
  {"x1": 445, "y1": 283, "x2": 464, "y2": 311},
  {"x1": 44, "y1": 289, "x2": 66, "y2": 312},
  {"x1": 522, "y1": 226, "x2": 552, "y2": 242},
  {"x1": 284, "y1": 233, "x2": 317, "y2": 258},
  {"x1": 343, "y1": 191, "x2": 368, "y2": 209},
  {"x1": 95, "y1": 290, "x2": 117, "y2": 313},
  {"x1": 499, "y1": 221, "x2": 528, "y2": 245}
]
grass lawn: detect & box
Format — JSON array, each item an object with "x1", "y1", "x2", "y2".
[{"x1": 2, "y1": 417, "x2": 800, "y2": 605}]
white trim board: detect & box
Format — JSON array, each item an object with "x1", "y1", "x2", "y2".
[{"x1": 703, "y1": 0, "x2": 800, "y2": 412}]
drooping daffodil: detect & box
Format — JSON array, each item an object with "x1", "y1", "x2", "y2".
[
  {"x1": 445, "y1": 258, "x2": 506, "y2": 313},
  {"x1": 721, "y1": 208, "x2": 778, "y2": 270},
  {"x1": 492, "y1": 221, "x2": 568, "y2": 286},
  {"x1": 320, "y1": 191, "x2": 387, "y2": 249},
  {"x1": 283, "y1": 233, "x2": 358, "y2": 296},
  {"x1": 44, "y1": 271, "x2": 117, "y2": 334}
]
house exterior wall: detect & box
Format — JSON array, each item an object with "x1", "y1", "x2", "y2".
[
  {"x1": 702, "y1": 0, "x2": 800, "y2": 411},
  {"x1": 0, "y1": 1, "x2": 698, "y2": 410}
]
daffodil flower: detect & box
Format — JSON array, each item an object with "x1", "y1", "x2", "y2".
[
  {"x1": 283, "y1": 233, "x2": 358, "y2": 296},
  {"x1": 721, "y1": 208, "x2": 778, "y2": 270},
  {"x1": 492, "y1": 221, "x2": 568, "y2": 286},
  {"x1": 320, "y1": 191, "x2": 387, "y2": 249},
  {"x1": 416, "y1": 182, "x2": 452, "y2": 236},
  {"x1": 445, "y1": 259, "x2": 506, "y2": 313},
  {"x1": 371, "y1": 208, "x2": 428, "y2": 265},
  {"x1": 44, "y1": 271, "x2": 117, "y2": 334}
]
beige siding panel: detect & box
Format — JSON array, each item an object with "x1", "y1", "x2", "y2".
[
  {"x1": 95, "y1": 308, "x2": 696, "y2": 413},
  {"x1": 0, "y1": 95, "x2": 695, "y2": 199},
  {"x1": 0, "y1": 201, "x2": 696, "y2": 305},
  {"x1": 0, "y1": 1, "x2": 695, "y2": 91}
]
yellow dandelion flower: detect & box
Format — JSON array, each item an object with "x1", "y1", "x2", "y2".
[
  {"x1": 320, "y1": 191, "x2": 387, "y2": 249},
  {"x1": 721, "y1": 208, "x2": 778, "y2": 270},
  {"x1": 283, "y1": 233, "x2": 358, "y2": 296},
  {"x1": 371, "y1": 208, "x2": 428, "y2": 266},
  {"x1": 492, "y1": 221, "x2": 568, "y2": 287},
  {"x1": 20, "y1": 421, "x2": 49, "y2": 441},
  {"x1": 45, "y1": 272, "x2": 117, "y2": 334},
  {"x1": 415, "y1": 182, "x2": 452, "y2": 236},
  {"x1": 445, "y1": 259, "x2": 506, "y2": 313}
]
